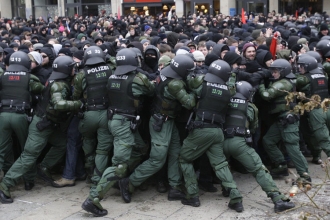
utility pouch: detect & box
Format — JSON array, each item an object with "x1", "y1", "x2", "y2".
[
  {"x1": 152, "y1": 114, "x2": 164, "y2": 132},
  {"x1": 77, "y1": 111, "x2": 84, "y2": 119},
  {"x1": 36, "y1": 117, "x2": 52, "y2": 131},
  {"x1": 107, "y1": 109, "x2": 114, "y2": 120},
  {"x1": 224, "y1": 127, "x2": 235, "y2": 138},
  {"x1": 245, "y1": 136, "x2": 253, "y2": 146},
  {"x1": 130, "y1": 117, "x2": 140, "y2": 133}
]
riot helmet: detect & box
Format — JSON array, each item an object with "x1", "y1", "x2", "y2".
[
  {"x1": 236, "y1": 81, "x2": 255, "y2": 102},
  {"x1": 315, "y1": 40, "x2": 330, "y2": 58},
  {"x1": 131, "y1": 47, "x2": 143, "y2": 67},
  {"x1": 114, "y1": 48, "x2": 139, "y2": 75},
  {"x1": 83, "y1": 46, "x2": 106, "y2": 65},
  {"x1": 296, "y1": 54, "x2": 319, "y2": 73},
  {"x1": 161, "y1": 54, "x2": 195, "y2": 80},
  {"x1": 49, "y1": 55, "x2": 75, "y2": 80},
  {"x1": 7, "y1": 51, "x2": 31, "y2": 72},
  {"x1": 306, "y1": 51, "x2": 324, "y2": 69},
  {"x1": 269, "y1": 59, "x2": 295, "y2": 79},
  {"x1": 204, "y1": 60, "x2": 232, "y2": 83}
]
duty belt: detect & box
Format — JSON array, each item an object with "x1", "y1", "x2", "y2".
[
  {"x1": 224, "y1": 127, "x2": 250, "y2": 138},
  {"x1": 0, "y1": 106, "x2": 26, "y2": 114},
  {"x1": 192, "y1": 120, "x2": 223, "y2": 129},
  {"x1": 86, "y1": 104, "x2": 107, "y2": 111}
]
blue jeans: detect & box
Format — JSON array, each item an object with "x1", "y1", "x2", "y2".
[{"x1": 62, "y1": 116, "x2": 85, "y2": 180}]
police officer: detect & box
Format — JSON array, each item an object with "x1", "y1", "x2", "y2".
[
  {"x1": 178, "y1": 60, "x2": 244, "y2": 212},
  {"x1": 81, "y1": 48, "x2": 155, "y2": 217},
  {"x1": 296, "y1": 54, "x2": 330, "y2": 164},
  {"x1": 0, "y1": 56, "x2": 83, "y2": 203},
  {"x1": 0, "y1": 51, "x2": 44, "y2": 190},
  {"x1": 259, "y1": 59, "x2": 310, "y2": 184},
  {"x1": 223, "y1": 81, "x2": 295, "y2": 213},
  {"x1": 118, "y1": 54, "x2": 196, "y2": 205},
  {"x1": 68, "y1": 46, "x2": 113, "y2": 189}
]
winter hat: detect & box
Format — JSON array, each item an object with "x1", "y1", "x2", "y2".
[
  {"x1": 158, "y1": 55, "x2": 171, "y2": 67},
  {"x1": 73, "y1": 50, "x2": 84, "y2": 61},
  {"x1": 297, "y1": 38, "x2": 308, "y2": 45},
  {"x1": 158, "y1": 33, "x2": 167, "y2": 41},
  {"x1": 144, "y1": 25, "x2": 151, "y2": 32},
  {"x1": 291, "y1": 44, "x2": 304, "y2": 54},
  {"x1": 242, "y1": 42, "x2": 256, "y2": 54},
  {"x1": 141, "y1": 39, "x2": 150, "y2": 45},
  {"x1": 205, "y1": 41, "x2": 216, "y2": 50},
  {"x1": 204, "y1": 53, "x2": 220, "y2": 66},
  {"x1": 58, "y1": 48, "x2": 72, "y2": 56},
  {"x1": 77, "y1": 33, "x2": 86, "y2": 40},
  {"x1": 28, "y1": 51, "x2": 43, "y2": 65},
  {"x1": 223, "y1": 51, "x2": 242, "y2": 66},
  {"x1": 212, "y1": 34, "x2": 224, "y2": 43},
  {"x1": 263, "y1": 51, "x2": 273, "y2": 62},
  {"x1": 192, "y1": 51, "x2": 205, "y2": 61},
  {"x1": 320, "y1": 23, "x2": 329, "y2": 31},
  {"x1": 176, "y1": 46, "x2": 190, "y2": 55},
  {"x1": 59, "y1": 26, "x2": 65, "y2": 32}
]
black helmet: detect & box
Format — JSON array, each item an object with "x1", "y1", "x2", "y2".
[
  {"x1": 114, "y1": 48, "x2": 139, "y2": 75},
  {"x1": 297, "y1": 54, "x2": 319, "y2": 73},
  {"x1": 131, "y1": 47, "x2": 143, "y2": 67},
  {"x1": 49, "y1": 55, "x2": 75, "y2": 80},
  {"x1": 269, "y1": 59, "x2": 294, "y2": 79},
  {"x1": 235, "y1": 81, "x2": 255, "y2": 102},
  {"x1": 205, "y1": 60, "x2": 231, "y2": 83},
  {"x1": 7, "y1": 51, "x2": 31, "y2": 72},
  {"x1": 306, "y1": 51, "x2": 324, "y2": 69},
  {"x1": 315, "y1": 40, "x2": 330, "y2": 58},
  {"x1": 321, "y1": 36, "x2": 330, "y2": 41},
  {"x1": 84, "y1": 46, "x2": 105, "y2": 65},
  {"x1": 306, "y1": 51, "x2": 322, "y2": 63},
  {"x1": 161, "y1": 54, "x2": 195, "y2": 80}
]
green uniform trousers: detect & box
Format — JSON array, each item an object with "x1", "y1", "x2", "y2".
[
  {"x1": 263, "y1": 120, "x2": 309, "y2": 177},
  {"x1": 2, "y1": 116, "x2": 67, "y2": 188},
  {"x1": 0, "y1": 112, "x2": 35, "y2": 182},
  {"x1": 89, "y1": 114, "x2": 147, "y2": 199},
  {"x1": 129, "y1": 117, "x2": 182, "y2": 188},
  {"x1": 300, "y1": 115, "x2": 319, "y2": 158},
  {"x1": 179, "y1": 127, "x2": 242, "y2": 202},
  {"x1": 79, "y1": 110, "x2": 113, "y2": 191},
  {"x1": 223, "y1": 136, "x2": 281, "y2": 200},
  {"x1": 307, "y1": 108, "x2": 330, "y2": 157}
]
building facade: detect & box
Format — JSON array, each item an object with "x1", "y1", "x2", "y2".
[{"x1": 1, "y1": 0, "x2": 330, "y2": 20}]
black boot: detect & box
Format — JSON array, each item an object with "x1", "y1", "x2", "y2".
[
  {"x1": 156, "y1": 180, "x2": 167, "y2": 193},
  {"x1": 24, "y1": 182, "x2": 35, "y2": 191},
  {"x1": 37, "y1": 165, "x2": 54, "y2": 184},
  {"x1": 274, "y1": 199, "x2": 295, "y2": 212},
  {"x1": 0, "y1": 182, "x2": 13, "y2": 204},
  {"x1": 119, "y1": 178, "x2": 131, "y2": 203},
  {"x1": 81, "y1": 198, "x2": 108, "y2": 217},
  {"x1": 168, "y1": 186, "x2": 185, "y2": 201},
  {"x1": 228, "y1": 201, "x2": 244, "y2": 212},
  {"x1": 269, "y1": 192, "x2": 295, "y2": 213},
  {"x1": 181, "y1": 196, "x2": 200, "y2": 207},
  {"x1": 270, "y1": 164, "x2": 289, "y2": 177}
]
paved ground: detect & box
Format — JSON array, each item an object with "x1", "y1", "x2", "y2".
[{"x1": 1, "y1": 155, "x2": 330, "y2": 220}]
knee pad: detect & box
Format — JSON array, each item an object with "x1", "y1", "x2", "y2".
[
  {"x1": 115, "y1": 163, "x2": 128, "y2": 178},
  {"x1": 96, "y1": 149, "x2": 109, "y2": 155},
  {"x1": 214, "y1": 161, "x2": 229, "y2": 171}
]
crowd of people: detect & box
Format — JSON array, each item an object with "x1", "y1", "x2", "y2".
[{"x1": 0, "y1": 8, "x2": 330, "y2": 217}]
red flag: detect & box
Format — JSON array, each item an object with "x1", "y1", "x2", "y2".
[
  {"x1": 241, "y1": 8, "x2": 246, "y2": 24},
  {"x1": 295, "y1": 10, "x2": 298, "y2": 18},
  {"x1": 117, "y1": 6, "x2": 121, "y2": 20},
  {"x1": 269, "y1": 32, "x2": 278, "y2": 60}
]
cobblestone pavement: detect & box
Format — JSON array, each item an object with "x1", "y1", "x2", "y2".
[{"x1": 1, "y1": 155, "x2": 330, "y2": 220}]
